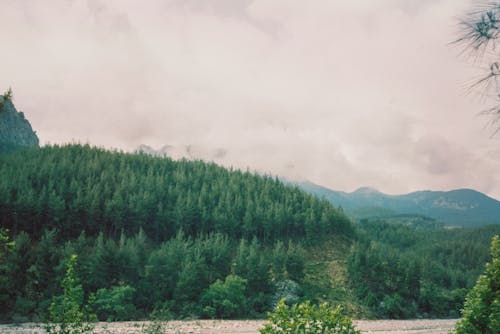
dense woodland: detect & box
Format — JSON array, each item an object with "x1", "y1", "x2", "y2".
[
  {"x1": 0, "y1": 145, "x2": 352, "y2": 322},
  {"x1": 0, "y1": 145, "x2": 353, "y2": 242},
  {"x1": 348, "y1": 220, "x2": 500, "y2": 318},
  {"x1": 0, "y1": 145, "x2": 498, "y2": 322}
]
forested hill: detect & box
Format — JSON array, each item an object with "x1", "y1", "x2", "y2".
[
  {"x1": 1, "y1": 145, "x2": 498, "y2": 322},
  {"x1": 0, "y1": 144, "x2": 354, "y2": 243}
]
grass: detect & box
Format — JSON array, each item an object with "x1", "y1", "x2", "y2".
[{"x1": 302, "y1": 236, "x2": 371, "y2": 318}]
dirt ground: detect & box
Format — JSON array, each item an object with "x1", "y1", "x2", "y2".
[{"x1": 0, "y1": 319, "x2": 457, "y2": 334}]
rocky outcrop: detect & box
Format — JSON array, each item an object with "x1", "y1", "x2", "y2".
[{"x1": 0, "y1": 96, "x2": 39, "y2": 152}]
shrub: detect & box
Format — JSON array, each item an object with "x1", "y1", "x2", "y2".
[
  {"x1": 201, "y1": 274, "x2": 247, "y2": 318},
  {"x1": 93, "y1": 285, "x2": 137, "y2": 321},
  {"x1": 271, "y1": 279, "x2": 302, "y2": 308},
  {"x1": 455, "y1": 235, "x2": 500, "y2": 334},
  {"x1": 260, "y1": 299, "x2": 360, "y2": 334},
  {"x1": 380, "y1": 294, "x2": 403, "y2": 318}
]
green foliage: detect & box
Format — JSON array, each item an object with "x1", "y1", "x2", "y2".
[
  {"x1": 259, "y1": 300, "x2": 360, "y2": 334},
  {"x1": 0, "y1": 232, "x2": 34, "y2": 320},
  {"x1": 201, "y1": 274, "x2": 247, "y2": 318},
  {"x1": 93, "y1": 285, "x2": 137, "y2": 321},
  {"x1": 0, "y1": 228, "x2": 15, "y2": 314},
  {"x1": 2, "y1": 144, "x2": 497, "y2": 322},
  {"x1": 234, "y1": 238, "x2": 274, "y2": 314},
  {"x1": 0, "y1": 144, "x2": 353, "y2": 242},
  {"x1": 45, "y1": 254, "x2": 96, "y2": 334},
  {"x1": 0, "y1": 144, "x2": 343, "y2": 320},
  {"x1": 455, "y1": 235, "x2": 500, "y2": 334},
  {"x1": 348, "y1": 220, "x2": 500, "y2": 318},
  {"x1": 271, "y1": 279, "x2": 302, "y2": 307},
  {"x1": 0, "y1": 228, "x2": 15, "y2": 261}
]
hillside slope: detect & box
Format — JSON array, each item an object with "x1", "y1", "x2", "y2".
[
  {"x1": 0, "y1": 145, "x2": 355, "y2": 242},
  {"x1": 0, "y1": 144, "x2": 359, "y2": 321},
  {"x1": 0, "y1": 145, "x2": 497, "y2": 322}
]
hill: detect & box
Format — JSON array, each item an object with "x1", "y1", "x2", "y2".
[
  {"x1": 0, "y1": 92, "x2": 39, "y2": 153},
  {"x1": 0, "y1": 144, "x2": 356, "y2": 322},
  {"x1": 299, "y1": 181, "x2": 500, "y2": 227},
  {"x1": 0, "y1": 145, "x2": 354, "y2": 241},
  {"x1": 0, "y1": 145, "x2": 498, "y2": 322}
]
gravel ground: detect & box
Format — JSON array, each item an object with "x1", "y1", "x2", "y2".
[{"x1": 0, "y1": 319, "x2": 457, "y2": 334}]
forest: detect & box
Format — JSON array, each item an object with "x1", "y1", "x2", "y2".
[
  {"x1": 0, "y1": 144, "x2": 498, "y2": 322},
  {"x1": 348, "y1": 220, "x2": 500, "y2": 318},
  {"x1": 0, "y1": 144, "x2": 353, "y2": 322}
]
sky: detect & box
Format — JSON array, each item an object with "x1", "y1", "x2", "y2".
[{"x1": 2, "y1": 0, "x2": 500, "y2": 199}]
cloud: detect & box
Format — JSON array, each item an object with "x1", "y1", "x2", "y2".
[{"x1": 2, "y1": 0, "x2": 500, "y2": 199}]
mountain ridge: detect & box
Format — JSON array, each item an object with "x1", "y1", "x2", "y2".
[{"x1": 298, "y1": 181, "x2": 500, "y2": 227}]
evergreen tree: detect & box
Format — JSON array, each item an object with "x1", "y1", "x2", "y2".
[{"x1": 45, "y1": 254, "x2": 96, "y2": 334}]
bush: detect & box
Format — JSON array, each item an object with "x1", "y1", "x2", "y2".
[
  {"x1": 455, "y1": 235, "x2": 500, "y2": 334},
  {"x1": 12, "y1": 296, "x2": 36, "y2": 323},
  {"x1": 260, "y1": 300, "x2": 360, "y2": 334},
  {"x1": 201, "y1": 274, "x2": 247, "y2": 318},
  {"x1": 93, "y1": 285, "x2": 137, "y2": 321},
  {"x1": 271, "y1": 279, "x2": 302, "y2": 308}
]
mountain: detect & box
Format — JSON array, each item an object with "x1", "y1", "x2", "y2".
[
  {"x1": 0, "y1": 144, "x2": 361, "y2": 321},
  {"x1": 298, "y1": 181, "x2": 500, "y2": 227},
  {"x1": 0, "y1": 94, "x2": 39, "y2": 152}
]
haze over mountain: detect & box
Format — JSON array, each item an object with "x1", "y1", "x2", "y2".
[
  {"x1": 299, "y1": 181, "x2": 500, "y2": 227},
  {"x1": 3, "y1": 1, "x2": 500, "y2": 200}
]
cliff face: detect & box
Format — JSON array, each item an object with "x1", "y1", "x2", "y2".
[{"x1": 0, "y1": 96, "x2": 39, "y2": 152}]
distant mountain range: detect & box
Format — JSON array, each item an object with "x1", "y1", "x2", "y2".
[{"x1": 298, "y1": 182, "x2": 500, "y2": 227}]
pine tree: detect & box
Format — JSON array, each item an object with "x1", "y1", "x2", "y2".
[{"x1": 45, "y1": 254, "x2": 96, "y2": 334}]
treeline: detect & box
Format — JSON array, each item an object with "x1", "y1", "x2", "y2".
[
  {"x1": 0, "y1": 229, "x2": 307, "y2": 322},
  {"x1": 348, "y1": 220, "x2": 500, "y2": 318},
  {"x1": 0, "y1": 145, "x2": 354, "y2": 243}
]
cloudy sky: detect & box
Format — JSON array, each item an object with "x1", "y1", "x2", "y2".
[{"x1": 2, "y1": 0, "x2": 500, "y2": 199}]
